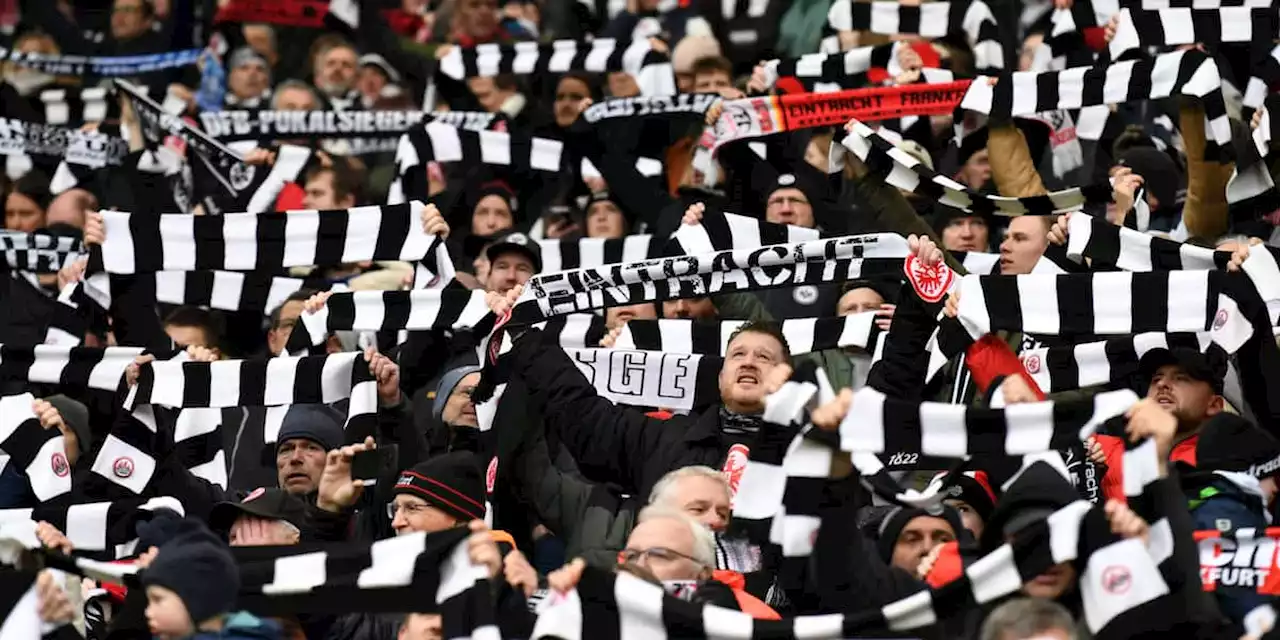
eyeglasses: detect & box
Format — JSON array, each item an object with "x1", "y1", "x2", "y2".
[
  {"x1": 386, "y1": 502, "x2": 430, "y2": 519},
  {"x1": 616, "y1": 546, "x2": 704, "y2": 567}
]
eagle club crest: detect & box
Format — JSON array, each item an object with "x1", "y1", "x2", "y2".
[
  {"x1": 112, "y1": 456, "x2": 134, "y2": 479},
  {"x1": 721, "y1": 444, "x2": 751, "y2": 504},
  {"x1": 229, "y1": 161, "x2": 256, "y2": 191},
  {"x1": 903, "y1": 253, "x2": 954, "y2": 303}
]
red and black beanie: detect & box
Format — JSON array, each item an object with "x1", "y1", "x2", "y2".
[{"x1": 393, "y1": 452, "x2": 487, "y2": 523}]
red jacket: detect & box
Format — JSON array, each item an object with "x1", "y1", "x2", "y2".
[{"x1": 1095, "y1": 433, "x2": 1197, "y2": 502}]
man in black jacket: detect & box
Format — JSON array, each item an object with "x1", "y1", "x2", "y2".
[{"x1": 487, "y1": 284, "x2": 793, "y2": 502}]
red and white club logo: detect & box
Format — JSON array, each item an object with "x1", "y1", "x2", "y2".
[
  {"x1": 1024, "y1": 355, "x2": 1042, "y2": 374},
  {"x1": 1101, "y1": 565, "x2": 1132, "y2": 595},
  {"x1": 51, "y1": 453, "x2": 69, "y2": 478},
  {"x1": 112, "y1": 456, "x2": 135, "y2": 479},
  {"x1": 721, "y1": 444, "x2": 751, "y2": 502},
  {"x1": 903, "y1": 254, "x2": 955, "y2": 304},
  {"x1": 486, "y1": 456, "x2": 498, "y2": 494},
  {"x1": 1212, "y1": 309, "x2": 1229, "y2": 331},
  {"x1": 242, "y1": 487, "x2": 266, "y2": 503}
]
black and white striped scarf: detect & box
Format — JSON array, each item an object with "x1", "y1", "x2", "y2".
[
  {"x1": 513, "y1": 234, "x2": 910, "y2": 322},
  {"x1": 0, "y1": 232, "x2": 83, "y2": 274},
  {"x1": 1, "y1": 526, "x2": 498, "y2": 639},
  {"x1": 960, "y1": 49, "x2": 1232, "y2": 156},
  {"x1": 825, "y1": 0, "x2": 1004, "y2": 74},
  {"x1": 0, "y1": 496, "x2": 185, "y2": 555},
  {"x1": 0, "y1": 118, "x2": 127, "y2": 167},
  {"x1": 763, "y1": 42, "x2": 956, "y2": 93},
  {"x1": 949, "y1": 270, "x2": 1256, "y2": 353},
  {"x1": 436, "y1": 38, "x2": 676, "y2": 97},
  {"x1": 615, "y1": 313, "x2": 885, "y2": 357},
  {"x1": 0, "y1": 393, "x2": 73, "y2": 503},
  {"x1": 31, "y1": 87, "x2": 112, "y2": 127},
  {"x1": 89, "y1": 352, "x2": 376, "y2": 495},
  {"x1": 667, "y1": 211, "x2": 821, "y2": 256},
  {"x1": 386, "y1": 122, "x2": 565, "y2": 205},
  {"x1": 0, "y1": 345, "x2": 142, "y2": 392},
  {"x1": 289, "y1": 289, "x2": 492, "y2": 353},
  {"x1": 1019, "y1": 331, "x2": 1220, "y2": 394},
  {"x1": 837, "y1": 119, "x2": 1119, "y2": 216},
  {"x1": 87, "y1": 202, "x2": 443, "y2": 275},
  {"x1": 1063, "y1": 212, "x2": 1229, "y2": 272},
  {"x1": 717, "y1": 377, "x2": 1180, "y2": 639},
  {"x1": 536, "y1": 235, "x2": 664, "y2": 273}
]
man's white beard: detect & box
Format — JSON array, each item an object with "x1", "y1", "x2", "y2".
[{"x1": 318, "y1": 80, "x2": 352, "y2": 98}]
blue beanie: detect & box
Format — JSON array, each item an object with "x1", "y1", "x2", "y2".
[
  {"x1": 433, "y1": 366, "x2": 483, "y2": 423},
  {"x1": 141, "y1": 519, "x2": 240, "y2": 626}
]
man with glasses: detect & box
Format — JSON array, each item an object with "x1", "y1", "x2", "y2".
[{"x1": 551, "y1": 505, "x2": 779, "y2": 618}]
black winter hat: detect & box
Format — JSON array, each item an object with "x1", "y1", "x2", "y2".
[
  {"x1": 1195, "y1": 414, "x2": 1280, "y2": 479},
  {"x1": 874, "y1": 505, "x2": 966, "y2": 563},
  {"x1": 1116, "y1": 146, "x2": 1182, "y2": 212},
  {"x1": 393, "y1": 452, "x2": 487, "y2": 522},
  {"x1": 141, "y1": 519, "x2": 240, "y2": 626},
  {"x1": 133, "y1": 508, "x2": 185, "y2": 556},
  {"x1": 980, "y1": 460, "x2": 1080, "y2": 552}
]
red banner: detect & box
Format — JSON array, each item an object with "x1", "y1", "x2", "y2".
[
  {"x1": 1195, "y1": 528, "x2": 1280, "y2": 595},
  {"x1": 777, "y1": 80, "x2": 972, "y2": 130}
]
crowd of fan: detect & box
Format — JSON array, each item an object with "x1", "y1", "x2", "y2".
[{"x1": 2, "y1": 0, "x2": 1280, "y2": 639}]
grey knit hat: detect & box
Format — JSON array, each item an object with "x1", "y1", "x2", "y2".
[{"x1": 433, "y1": 366, "x2": 483, "y2": 423}]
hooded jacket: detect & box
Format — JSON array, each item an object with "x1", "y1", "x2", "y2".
[
  {"x1": 1183, "y1": 469, "x2": 1271, "y2": 623},
  {"x1": 187, "y1": 612, "x2": 283, "y2": 640}
]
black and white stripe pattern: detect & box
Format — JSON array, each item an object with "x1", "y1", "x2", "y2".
[
  {"x1": 536, "y1": 235, "x2": 663, "y2": 273},
  {"x1": 837, "y1": 120, "x2": 1113, "y2": 216},
  {"x1": 950, "y1": 270, "x2": 1254, "y2": 349},
  {"x1": 290, "y1": 289, "x2": 493, "y2": 353},
  {"x1": 154, "y1": 270, "x2": 311, "y2": 314},
  {"x1": 1107, "y1": 7, "x2": 1276, "y2": 60},
  {"x1": 1019, "y1": 331, "x2": 1216, "y2": 394},
  {"x1": 530, "y1": 313, "x2": 606, "y2": 349},
  {"x1": 669, "y1": 211, "x2": 822, "y2": 256},
  {"x1": 35, "y1": 87, "x2": 112, "y2": 126},
  {"x1": 0, "y1": 232, "x2": 82, "y2": 274},
  {"x1": 1052, "y1": 0, "x2": 1273, "y2": 32},
  {"x1": 89, "y1": 201, "x2": 440, "y2": 274},
  {"x1": 436, "y1": 38, "x2": 675, "y2": 97},
  {"x1": 0, "y1": 497, "x2": 185, "y2": 554},
  {"x1": 386, "y1": 123, "x2": 565, "y2": 205},
  {"x1": 731, "y1": 374, "x2": 830, "y2": 560},
  {"x1": 0, "y1": 393, "x2": 72, "y2": 503},
  {"x1": 516, "y1": 234, "x2": 910, "y2": 321},
  {"x1": 825, "y1": 0, "x2": 1003, "y2": 73},
  {"x1": 701, "y1": 380, "x2": 1176, "y2": 639},
  {"x1": 840, "y1": 386, "x2": 1139, "y2": 460},
  {"x1": 235, "y1": 528, "x2": 498, "y2": 637},
  {"x1": 1064, "y1": 212, "x2": 1229, "y2": 272},
  {"x1": 952, "y1": 250, "x2": 1001, "y2": 274},
  {"x1": 960, "y1": 50, "x2": 1232, "y2": 153},
  {"x1": 0, "y1": 345, "x2": 142, "y2": 391},
  {"x1": 615, "y1": 313, "x2": 884, "y2": 357},
  {"x1": 95, "y1": 353, "x2": 376, "y2": 494},
  {"x1": 761, "y1": 42, "x2": 955, "y2": 93}
]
